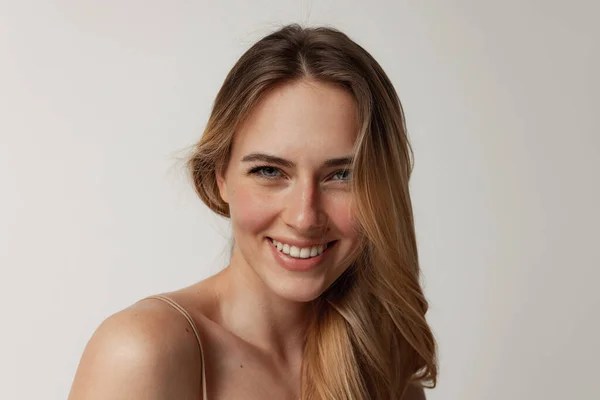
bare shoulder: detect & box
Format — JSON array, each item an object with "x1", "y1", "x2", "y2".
[{"x1": 68, "y1": 297, "x2": 203, "y2": 400}]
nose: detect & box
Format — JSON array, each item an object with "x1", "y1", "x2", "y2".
[{"x1": 282, "y1": 178, "x2": 328, "y2": 235}]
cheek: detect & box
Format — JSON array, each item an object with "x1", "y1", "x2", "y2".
[
  {"x1": 324, "y1": 193, "x2": 357, "y2": 238},
  {"x1": 228, "y1": 184, "x2": 278, "y2": 234}
]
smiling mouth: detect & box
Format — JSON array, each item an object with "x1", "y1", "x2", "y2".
[{"x1": 267, "y1": 237, "x2": 337, "y2": 259}]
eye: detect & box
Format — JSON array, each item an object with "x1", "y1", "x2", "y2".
[
  {"x1": 248, "y1": 165, "x2": 283, "y2": 179},
  {"x1": 330, "y1": 169, "x2": 351, "y2": 181}
]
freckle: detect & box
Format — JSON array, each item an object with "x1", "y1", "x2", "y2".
[
  {"x1": 240, "y1": 364, "x2": 243, "y2": 368},
  {"x1": 185, "y1": 327, "x2": 190, "y2": 333}
]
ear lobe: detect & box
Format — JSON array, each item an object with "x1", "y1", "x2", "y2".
[{"x1": 216, "y1": 170, "x2": 229, "y2": 204}]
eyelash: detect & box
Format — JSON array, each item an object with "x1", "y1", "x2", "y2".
[{"x1": 248, "y1": 165, "x2": 351, "y2": 182}]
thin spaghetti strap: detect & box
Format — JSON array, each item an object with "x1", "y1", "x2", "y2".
[{"x1": 140, "y1": 295, "x2": 208, "y2": 400}]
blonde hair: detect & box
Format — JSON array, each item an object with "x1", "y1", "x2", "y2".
[{"x1": 187, "y1": 24, "x2": 437, "y2": 399}]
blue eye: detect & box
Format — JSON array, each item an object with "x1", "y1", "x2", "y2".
[
  {"x1": 331, "y1": 169, "x2": 351, "y2": 181},
  {"x1": 249, "y1": 165, "x2": 282, "y2": 179}
]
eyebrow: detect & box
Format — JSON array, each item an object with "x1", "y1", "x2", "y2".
[{"x1": 241, "y1": 152, "x2": 354, "y2": 169}]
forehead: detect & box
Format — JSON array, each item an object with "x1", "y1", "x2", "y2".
[{"x1": 232, "y1": 79, "x2": 359, "y2": 162}]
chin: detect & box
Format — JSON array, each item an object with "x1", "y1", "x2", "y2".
[{"x1": 265, "y1": 275, "x2": 331, "y2": 303}]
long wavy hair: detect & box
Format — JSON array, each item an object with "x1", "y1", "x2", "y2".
[{"x1": 187, "y1": 24, "x2": 437, "y2": 399}]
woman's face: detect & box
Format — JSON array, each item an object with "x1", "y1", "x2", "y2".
[{"x1": 217, "y1": 79, "x2": 360, "y2": 302}]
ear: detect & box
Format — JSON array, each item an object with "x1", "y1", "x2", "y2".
[{"x1": 215, "y1": 167, "x2": 229, "y2": 204}]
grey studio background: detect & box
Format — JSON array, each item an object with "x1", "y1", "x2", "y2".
[{"x1": 0, "y1": 1, "x2": 598, "y2": 399}]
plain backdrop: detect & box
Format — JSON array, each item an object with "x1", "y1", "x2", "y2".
[{"x1": 1, "y1": 1, "x2": 598, "y2": 399}]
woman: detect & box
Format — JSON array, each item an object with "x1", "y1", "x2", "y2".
[{"x1": 68, "y1": 24, "x2": 437, "y2": 399}]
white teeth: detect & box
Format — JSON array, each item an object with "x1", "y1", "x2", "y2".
[
  {"x1": 290, "y1": 246, "x2": 300, "y2": 258},
  {"x1": 271, "y1": 239, "x2": 328, "y2": 259},
  {"x1": 299, "y1": 247, "x2": 310, "y2": 259}
]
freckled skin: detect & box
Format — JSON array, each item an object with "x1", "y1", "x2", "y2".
[{"x1": 217, "y1": 79, "x2": 361, "y2": 302}]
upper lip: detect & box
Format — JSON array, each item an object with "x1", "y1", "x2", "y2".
[{"x1": 268, "y1": 237, "x2": 334, "y2": 248}]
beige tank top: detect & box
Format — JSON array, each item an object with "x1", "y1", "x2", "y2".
[{"x1": 142, "y1": 295, "x2": 208, "y2": 400}]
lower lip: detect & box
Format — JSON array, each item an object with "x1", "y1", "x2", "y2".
[{"x1": 267, "y1": 238, "x2": 336, "y2": 272}]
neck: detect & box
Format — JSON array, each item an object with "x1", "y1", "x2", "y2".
[{"x1": 213, "y1": 249, "x2": 312, "y2": 361}]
